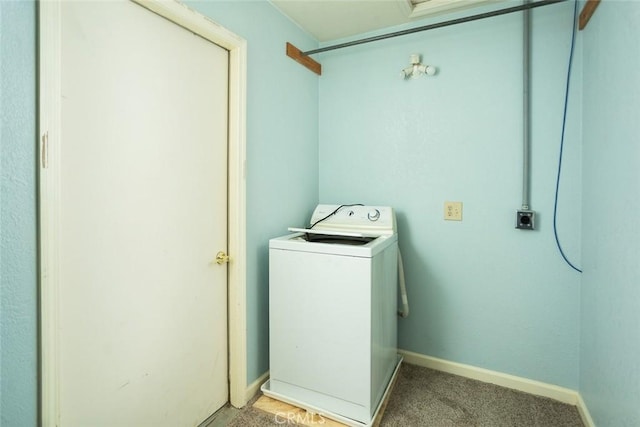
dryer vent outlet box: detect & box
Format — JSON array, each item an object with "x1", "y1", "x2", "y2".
[{"x1": 516, "y1": 210, "x2": 535, "y2": 230}]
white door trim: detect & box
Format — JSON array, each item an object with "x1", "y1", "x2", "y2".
[{"x1": 38, "y1": 1, "x2": 248, "y2": 424}]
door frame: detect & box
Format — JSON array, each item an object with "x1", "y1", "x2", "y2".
[{"x1": 38, "y1": 1, "x2": 248, "y2": 424}]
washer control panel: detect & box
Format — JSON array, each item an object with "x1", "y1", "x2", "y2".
[{"x1": 309, "y1": 204, "x2": 396, "y2": 235}]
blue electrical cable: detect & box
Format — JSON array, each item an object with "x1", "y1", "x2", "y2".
[{"x1": 553, "y1": 0, "x2": 582, "y2": 273}]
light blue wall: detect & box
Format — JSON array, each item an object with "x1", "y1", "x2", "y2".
[
  {"x1": 318, "y1": 3, "x2": 582, "y2": 388},
  {"x1": 185, "y1": 0, "x2": 319, "y2": 384},
  {"x1": 0, "y1": 1, "x2": 39, "y2": 426},
  {"x1": 580, "y1": 1, "x2": 640, "y2": 425},
  {"x1": 4, "y1": 0, "x2": 639, "y2": 423}
]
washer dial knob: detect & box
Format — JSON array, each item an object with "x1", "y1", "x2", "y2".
[{"x1": 368, "y1": 209, "x2": 381, "y2": 221}]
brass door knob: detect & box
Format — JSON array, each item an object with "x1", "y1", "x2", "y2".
[{"x1": 215, "y1": 251, "x2": 230, "y2": 265}]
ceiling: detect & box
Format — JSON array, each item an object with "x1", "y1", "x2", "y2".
[{"x1": 270, "y1": 0, "x2": 504, "y2": 42}]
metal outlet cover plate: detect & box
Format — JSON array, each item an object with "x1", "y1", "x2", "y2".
[{"x1": 516, "y1": 210, "x2": 535, "y2": 230}]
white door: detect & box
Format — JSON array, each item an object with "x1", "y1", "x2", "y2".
[{"x1": 58, "y1": 1, "x2": 228, "y2": 425}]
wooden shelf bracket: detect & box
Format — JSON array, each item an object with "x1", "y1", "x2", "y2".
[
  {"x1": 579, "y1": 0, "x2": 601, "y2": 30},
  {"x1": 286, "y1": 42, "x2": 322, "y2": 76}
]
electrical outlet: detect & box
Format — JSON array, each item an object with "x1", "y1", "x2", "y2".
[
  {"x1": 516, "y1": 210, "x2": 535, "y2": 230},
  {"x1": 444, "y1": 201, "x2": 462, "y2": 221}
]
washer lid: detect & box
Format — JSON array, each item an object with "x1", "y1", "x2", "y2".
[
  {"x1": 305, "y1": 204, "x2": 396, "y2": 236},
  {"x1": 287, "y1": 228, "x2": 379, "y2": 238}
]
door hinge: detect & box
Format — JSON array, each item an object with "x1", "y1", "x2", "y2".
[{"x1": 41, "y1": 132, "x2": 49, "y2": 169}]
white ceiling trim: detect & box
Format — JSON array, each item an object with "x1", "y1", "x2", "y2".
[
  {"x1": 410, "y1": 0, "x2": 503, "y2": 19},
  {"x1": 271, "y1": 0, "x2": 507, "y2": 42}
]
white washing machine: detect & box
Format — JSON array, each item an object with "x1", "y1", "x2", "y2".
[{"x1": 261, "y1": 204, "x2": 402, "y2": 426}]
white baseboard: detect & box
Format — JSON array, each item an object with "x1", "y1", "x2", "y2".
[
  {"x1": 576, "y1": 393, "x2": 596, "y2": 427},
  {"x1": 243, "y1": 371, "x2": 269, "y2": 406},
  {"x1": 398, "y1": 349, "x2": 579, "y2": 405}
]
